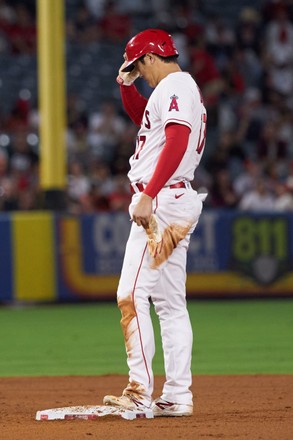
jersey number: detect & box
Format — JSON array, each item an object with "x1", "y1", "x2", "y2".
[
  {"x1": 196, "y1": 113, "x2": 207, "y2": 154},
  {"x1": 134, "y1": 135, "x2": 146, "y2": 159}
]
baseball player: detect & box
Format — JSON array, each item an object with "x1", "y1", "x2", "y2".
[{"x1": 103, "y1": 29, "x2": 207, "y2": 416}]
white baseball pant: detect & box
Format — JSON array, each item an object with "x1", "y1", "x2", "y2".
[{"x1": 117, "y1": 185, "x2": 204, "y2": 407}]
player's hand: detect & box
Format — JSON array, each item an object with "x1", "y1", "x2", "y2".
[
  {"x1": 132, "y1": 193, "x2": 152, "y2": 229},
  {"x1": 116, "y1": 60, "x2": 140, "y2": 86}
]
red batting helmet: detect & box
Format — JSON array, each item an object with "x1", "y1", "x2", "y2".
[{"x1": 122, "y1": 29, "x2": 179, "y2": 72}]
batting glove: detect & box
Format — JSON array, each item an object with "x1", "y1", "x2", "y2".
[
  {"x1": 145, "y1": 214, "x2": 163, "y2": 258},
  {"x1": 116, "y1": 60, "x2": 140, "y2": 86}
]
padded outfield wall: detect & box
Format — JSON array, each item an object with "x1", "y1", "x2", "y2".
[{"x1": 0, "y1": 210, "x2": 293, "y2": 303}]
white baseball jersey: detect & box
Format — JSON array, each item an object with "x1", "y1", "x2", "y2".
[
  {"x1": 115, "y1": 69, "x2": 207, "y2": 410},
  {"x1": 128, "y1": 72, "x2": 207, "y2": 185}
]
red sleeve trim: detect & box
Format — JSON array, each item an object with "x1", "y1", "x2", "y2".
[
  {"x1": 164, "y1": 118, "x2": 192, "y2": 130},
  {"x1": 120, "y1": 84, "x2": 148, "y2": 126},
  {"x1": 143, "y1": 123, "x2": 191, "y2": 199}
]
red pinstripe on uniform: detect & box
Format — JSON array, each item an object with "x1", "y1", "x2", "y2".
[{"x1": 130, "y1": 196, "x2": 159, "y2": 385}]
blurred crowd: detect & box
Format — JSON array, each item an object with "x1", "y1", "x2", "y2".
[{"x1": 0, "y1": 0, "x2": 293, "y2": 213}]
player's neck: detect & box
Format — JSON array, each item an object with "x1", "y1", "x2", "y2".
[{"x1": 156, "y1": 63, "x2": 181, "y2": 85}]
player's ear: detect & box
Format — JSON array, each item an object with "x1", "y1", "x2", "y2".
[{"x1": 145, "y1": 53, "x2": 155, "y2": 65}]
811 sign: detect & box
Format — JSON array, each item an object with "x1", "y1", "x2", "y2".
[{"x1": 231, "y1": 216, "x2": 290, "y2": 285}]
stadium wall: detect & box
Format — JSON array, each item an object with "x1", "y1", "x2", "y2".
[{"x1": 0, "y1": 210, "x2": 292, "y2": 303}]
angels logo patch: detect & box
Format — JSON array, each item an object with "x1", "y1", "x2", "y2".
[{"x1": 168, "y1": 94, "x2": 179, "y2": 111}]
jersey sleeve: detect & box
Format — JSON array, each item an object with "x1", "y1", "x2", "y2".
[
  {"x1": 157, "y1": 78, "x2": 195, "y2": 130},
  {"x1": 143, "y1": 123, "x2": 191, "y2": 199},
  {"x1": 120, "y1": 84, "x2": 148, "y2": 126}
]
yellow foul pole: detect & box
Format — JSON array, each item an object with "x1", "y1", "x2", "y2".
[{"x1": 37, "y1": 0, "x2": 66, "y2": 209}]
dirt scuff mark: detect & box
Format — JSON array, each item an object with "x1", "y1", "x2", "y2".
[
  {"x1": 118, "y1": 295, "x2": 137, "y2": 357},
  {"x1": 151, "y1": 223, "x2": 191, "y2": 268}
]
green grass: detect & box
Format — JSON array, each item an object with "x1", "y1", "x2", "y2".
[{"x1": 0, "y1": 300, "x2": 292, "y2": 377}]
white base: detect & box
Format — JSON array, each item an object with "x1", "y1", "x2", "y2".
[{"x1": 36, "y1": 405, "x2": 154, "y2": 421}]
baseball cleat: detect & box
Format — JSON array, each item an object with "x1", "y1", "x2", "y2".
[
  {"x1": 151, "y1": 398, "x2": 193, "y2": 417},
  {"x1": 103, "y1": 393, "x2": 150, "y2": 411}
]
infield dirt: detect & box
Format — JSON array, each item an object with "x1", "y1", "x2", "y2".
[{"x1": 0, "y1": 375, "x2": 292, "y2": 440}]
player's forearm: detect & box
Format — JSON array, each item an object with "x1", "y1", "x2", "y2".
[
  {"x1": 120, "y1": 84, "x2": 148, "y2": 126},
  {"x1": 143, "y1": 123, "x2": 191, "y2": 199}
]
